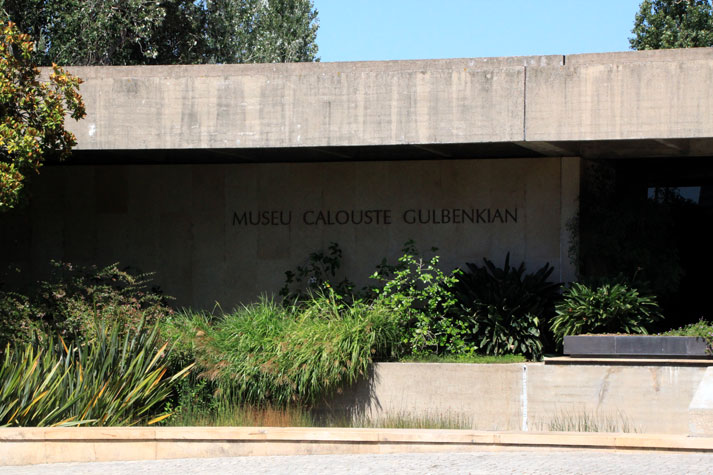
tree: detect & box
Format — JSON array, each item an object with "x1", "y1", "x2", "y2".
[
  {"x1": 630, "y1": 0, "x2": 713, "y2": 50},
  {"x1": 251, "y1": 0, "x2": 319, "y2": 63},
  {"x1": 205, "y1": 0, "x2": 319, "y2": 63},
  {"x1": 0, "y1": 0, "x2": 319, "y2": 66},
  {"x1": 0, "y1": 21, "x2": 85, "y2": 211},
  {"x1": 0, "y1": 0, "x2": 186, "y2": 66}
]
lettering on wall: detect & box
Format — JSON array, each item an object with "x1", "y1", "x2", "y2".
[{"x1": 232, "y1": 208, "x2": 518, "y2": 226}]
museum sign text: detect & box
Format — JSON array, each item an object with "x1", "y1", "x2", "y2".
[{"x1": 232, "y1": 208, "x2": 518, "y2": 227}]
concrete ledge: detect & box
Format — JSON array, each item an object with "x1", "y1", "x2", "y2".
[
  {"x1": 545, "y1": 357, "x2": 713, "y2": 367},
  {"x1": 564, "y1": 335, "x2": 710, "y2": 358},
  {"x1": 2, "y1": 427, "x2": 713, "y2": 466}
]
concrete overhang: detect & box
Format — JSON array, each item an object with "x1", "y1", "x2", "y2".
[{"x1": 61, "y1": 47, "x2": 713, "y2": 163}]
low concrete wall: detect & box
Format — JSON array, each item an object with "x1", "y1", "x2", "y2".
[
  {"x1": 1, "y1": 363, "x2": 712, "y2": 465},
  {"x1": 2, "y1": 427, "x2": 713, "y2": 466},
  {"x1": 321, "y1": 363, "x2": 708, "y2": 434},
  {"x1": 527, "y1": 364, "x2": 704, "y2": 434}
]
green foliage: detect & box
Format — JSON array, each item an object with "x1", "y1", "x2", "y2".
[
  {"x1": 0, "y1": 262, "x2": 174, "y2": 344},
  {"x1": 0, "y1": 21, "x2": 85, "y2": 210},
  {"x1": 350, "y1": 411, "x2": 473, "y2": 430},
  {"x1": 1, "y1": 0, "x2": 319, "y2": 66},
  {"x1": 454, "y1": 254, "x2": 559, "y2": 320},
  {"x1": 7, "y1": 0, "x2": 170, "y2": 66},
  {"x1": 162, "y1": 401, "x2": 474, "y2": 430},
  {"x1": 0, "y1": 321, "x2": 192, "y2": 427},
  {"x1": 205, "y1": 0, "x2": 319, "y2": 64},
  {"x1": 281, "y1": 244, "x2": 548, "y2": 359},
  {"x1": 470, "y1": 309, "x2": 543, "y2": 361},
  {"x1": 451, "y1": 254, "x2": 558, "y2": 360},
  {"x1": 149, "y1": 1, "x2": 208, "y2": 64},
  {"x1": 163, "y1": 293, "x2": 402, "y2": 407},
  {"x1": 371, "y1": 241, "x2": 470, "y2": 356},
  {"x1": 661, "y1": 318, "x2": 713, "y2": 352},
  {"x1": 398, "y1": 353, "x2": 526, "y2": 364},
  {"x1": 164, "y1": 399, "x2": 316, "y2": 427},
  {"x1": 279, "y1": 242, "x2": 356, "y2": 302},
  {"x1": 551, "y1": 283, "x2": 662, "y2": 343},
  {"x1": 630, "y1": 0, "x2": 713, "y2": 50},
  {"x1": 159, "y1": 308, "x2": 213, "y2": 374},
  {"x1": 33, "y1": 262, "x2": 173, "y2": 340},
  {"x1": 0, "y1": 290, "x2": 37, "y2": 348}
]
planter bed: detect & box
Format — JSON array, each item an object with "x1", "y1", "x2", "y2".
[{"x1": 563, "y1": 335, "x2": 711, "y2": 358}]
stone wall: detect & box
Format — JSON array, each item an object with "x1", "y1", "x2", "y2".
[{"x1": 0, "y1": 156, "x2": 579, "y2": 308}]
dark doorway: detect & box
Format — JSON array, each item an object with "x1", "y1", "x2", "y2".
[{"x1": 578, "y1": 157, "x2": 713, "y2": 331}]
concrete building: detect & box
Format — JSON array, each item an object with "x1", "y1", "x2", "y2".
[{"x1": 1, "y1": 48, "x2": 712, "y2": 309}]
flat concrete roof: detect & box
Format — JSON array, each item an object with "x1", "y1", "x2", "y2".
[{"x1": 62, "y1": 47, "x2": 713, "y2": 162}]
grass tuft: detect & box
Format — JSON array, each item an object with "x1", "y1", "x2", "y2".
[
  {"x1": 535, "y1": 410, "x2": 638, "y2": 433},
  {"x1": 398, "y1": 353, "x2": 526, "y2": 364},
  {"x1": 162, "y1": 292, "x2": 403, "y2": 408},
  {"x1": 349, "y1": 411, "x2": 474, "y2": 430}
]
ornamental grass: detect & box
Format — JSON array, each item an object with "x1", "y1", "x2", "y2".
[
  {"x1": 0, "y1": 320, "x2": 191, "y2": 427},
  {"x1": 164, "y1": 291, "x2": 402, "y2": 407}
]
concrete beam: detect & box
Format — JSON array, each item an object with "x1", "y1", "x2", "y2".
[
  {"x1": 66, "y1": 58, "x2": 535, "y2": 151},
  {"x1": 526, "y1": 52, "x2": 713, "y2": 142},
  {"x1": 513, "y1": 141, "x2": 577, "y2": 157},
  {"x1": 59, "y1": 47, "x2": 713, "y2": 157}
]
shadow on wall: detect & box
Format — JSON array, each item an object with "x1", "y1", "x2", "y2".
[{"x1": 312, "y1": 366, "x2": 381, "y2": 426}]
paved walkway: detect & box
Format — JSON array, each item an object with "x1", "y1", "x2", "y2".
[{"x1": 3, "y1": 450, "x2": 713, "y2": 474}]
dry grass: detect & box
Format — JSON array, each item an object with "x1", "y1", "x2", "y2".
[
  {"x1": 535, "y1": 410, "x2": 638, "y2": 433},
  {"x1": 167, "y1": 404, "x2": 315, "y2": 427},
  {"x1": 166, "y1": 403, "x2": 475, "y2": 430}
]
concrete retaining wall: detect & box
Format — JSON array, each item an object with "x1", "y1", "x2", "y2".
[
  {"x1": 321, "y1": 363, "x2": 708, "y2": 434},
  {"x1": 2, "y1": 363, "x2": 713, "y2": 465}
]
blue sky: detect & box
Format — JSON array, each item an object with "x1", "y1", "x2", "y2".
[{"x1": 314, "y1": 0, "x2": 643, "y2": 62}]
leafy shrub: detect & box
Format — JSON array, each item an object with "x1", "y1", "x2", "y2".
[
  {"x1": 164, "y1": 292, "x2": 402, "y2": 407},
  {"x1": 0, "y1": 290, "x2": 38, "y2": 349},
  {"x1": 454, "y1": 254, "x2": 560, "y2": 320},
  {"x1": 279, "y1": 242, "x2": 356, "y2": 302},
  {"x1": 452, "y1": 254, "x2": 559, "y2": 360},
  {"x1": 551, "y1": 283, "x2": 662, "y2": 343},
  {"x1": 1, "y1": 261, "x2": 173, "y2": 343},
  {"x1": 0, "y1": 320, "x2": 191, "y2": 427},
  {"x1": 371, "y1": 241, "x2": 470, "y2": 355},
  {"x1": 661, "y1": 318, "x2": 713, "y2": 353},
  {"x1": 470, "y1": 309, "x2": 543, "y2": 360}
]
